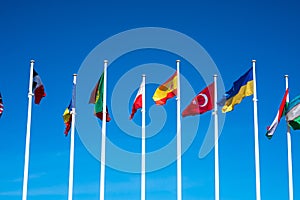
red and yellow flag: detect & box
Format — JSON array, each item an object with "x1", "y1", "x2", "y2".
[
  {"x1": 63, "y1": 101, "x2": 72, "y2": 136},
  {"x1": 152, "y1": 71, "x2": 177, "y2": 105}
]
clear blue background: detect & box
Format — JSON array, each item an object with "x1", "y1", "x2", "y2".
[{"x1": 1, "y1": 0, "x2": 300, "y2": 199}]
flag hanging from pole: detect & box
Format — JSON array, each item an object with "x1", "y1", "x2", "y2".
[
  {"x1": 218, "y1": 67, "x2": 253, "y2": 113},
  {"x1": 266, "y1": 89, "x2": 289, "y2": 139},
  {"x1": 182, "y1": 83, "x2": 214, "y2": 117},
  {"x1": 0, "y1": 93, "x2": 3, "y2": 118},
  {"x1": 89, "y1": 73, "x2": 111, "y2": 122},
  {"x1": 63, "y1": 79, "x2": 76, "y2": 136},
  {"x1": 32, "y1": 69, "x2": 46, "y2": 104},
  {"x1": 130, "y1": 81, "x2": 144, "y2": 119},
  {"x1": 152, "y1": 71, "x2": 177, "y2": 105},
  {"x1": 286, "y1": 94, "x2": 300, "y2": 130},
  {"x1": 63, "y1": 101, "x2": 72, "y2": 136}
]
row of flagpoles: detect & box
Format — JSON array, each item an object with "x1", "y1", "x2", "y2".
[{"x1": 15, "y1": 59, "x2": 298, "y2": 200}]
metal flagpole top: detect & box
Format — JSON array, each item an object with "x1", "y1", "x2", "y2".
[
  {"x1": 30, "y1": 60, "x2": 35, "y2": 63},
  {"x1": 285, "y1": 75, "x2": 289, "y2": 78},
  {"x1": 73, "y1": 74, "x2": 77, "y2": 85},
  {"x1": 142, "y1": 74, "x2": 146, "y2": 77},
  {"x1": 214, "y1": 74, "x2": 218, "y2": 78},
  {"x1": 252, "y1": 59, "x2": 256, "y2": 63},
  {"x1": 176, "y1": 60, "x2": 180, "y2": 63},
  {"x1": 104, "y1": 60, "x2": 108, "y2": 63}
]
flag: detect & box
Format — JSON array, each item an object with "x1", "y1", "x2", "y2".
[
  {"x1": 63, "y1": 80, "x2": 76, "y2": 136},
  {"x1": 218, "y1": 67, "x2": 253, "y2": 113},
  {"x1": 0, "y1": 93, "x2": 3, "y2": 118},
  {"x1": 152, "y1": 71, "x2": 177, "y2": 105},
  {"x1": 182, "y1": 83, "x2": 214, "y2": 117},
  {"x1": 286, "y1": 94, "x2": 300, "y2": 130},
  {"x1": 63, "y1": 101, "x2": 72, "y2": 136},
  {"x1": 266, "y1": 89, "x2": 289, "y2": 139},
  {"x1": 33, "y1": 69, "x2": 46, "y2": 104},
  {"x1": 130, "y1": 81, "x2": 143, "y2": 119},
  {"x1": 89, "y1": 73, "x2": 111, "y2": 122}
]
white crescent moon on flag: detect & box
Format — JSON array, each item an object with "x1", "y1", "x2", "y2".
[{"x1": 198, "y1": 94, "x2": 208, "y2": 107}]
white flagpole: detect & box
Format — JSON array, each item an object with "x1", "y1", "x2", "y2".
[
  {"x1": 252, "y1": 60, "x2": 261, "y2": 200},
  {"x1": 22, "y1": 60, "x2": 35, "y2": 200},
  {"x1": 100, "y1": 60, "x2": 108, "y2": 200},
  {"x1": 213, "y1": 75, "x2": 219, "y2": 200},
  {"x1": 176, "y1": 60, "x2": 182, "y2": 200},
  {"x1": 68, "y1": 74, "x2": 77, "y2": 200},
  {"x1": 141, "y1": 74, "x2": 146, "y2": 200},
  {"x1": 285, "y1": 75, "x2": 294, "y2": 200}
]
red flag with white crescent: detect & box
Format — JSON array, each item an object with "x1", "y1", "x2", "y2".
[{"x1": 182, "y1": 82, "x2": 214, "y2": 117}]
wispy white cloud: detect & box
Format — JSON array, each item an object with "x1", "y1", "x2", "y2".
[
  {"x1": 106, "y1": 174, "x2": 177, "y2": 193},
  {"x1": 0, "y1": 190, "x2": 21, "y2": 196},
  {"x1": 0, "y1": 174, "x2": 204, "y2": 197},
  {"x1": 9, "y1": 172, "x2": 47, "y2": 183},
  {"x1": 0, "y1": 182, "x2": 99, "y2": 197},
  {"x1": 55, "y1": 150, "x2": 69, "y2": 157},
  {"x1": 0, "y1": 185, "x2": 66, "y2": 197}
]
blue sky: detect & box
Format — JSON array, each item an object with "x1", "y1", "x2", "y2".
[{"x1": 1, "y1": 0, "x2": 300, "y2": 200}]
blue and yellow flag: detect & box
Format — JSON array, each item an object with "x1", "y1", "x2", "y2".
[{"x1": 219, "y1": 67, "x2": 253, "y2": 113}]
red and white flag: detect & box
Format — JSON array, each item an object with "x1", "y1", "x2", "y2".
[
  {"x1": 33, "y1": 69, "x2": 46, "y2": 104},
  {"x1": 266, "y1": 89, "x2": 289, "y2": 139},
  {"x1": 130, "y1": 81, "x2": 144, "y2": 120},
  {"x1": 182, "y1": 83, "x2": 214, "y2": 117}
]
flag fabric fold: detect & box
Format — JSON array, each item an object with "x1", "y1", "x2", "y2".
[
  {"x1": 63, "y1": 81, "x2": 76, "y2": 136},
  {"x1": 266, "y1": 89, "x2": 289, "y2": 139},
  {"x1": 152, "y1": 71, "x2": 177, "y2": 105},
  {"x1": 89, "y1": 73, "x2": 111, "y2": 122},
  {"x1": 286, "y1": 94, "x2": 300, "y2": 130},
  {"x1": 63, "y1": 101, "x2": 72, "y2": 136},
  {"x1": 33, "y1": 69, "x2": 46, "y2": 104},
  {"x1": 218, "y1": 67, "x2": 253, "y2": 113},
  {"x1": 130, "y1": 81, "x2": 143, "y2": 119},
  {"x1": 0, "y1": 93, "x2": 3, "y2": 118},
  {"x1": 182, "y1": 83, "x2": 214, "y2": 117}
]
